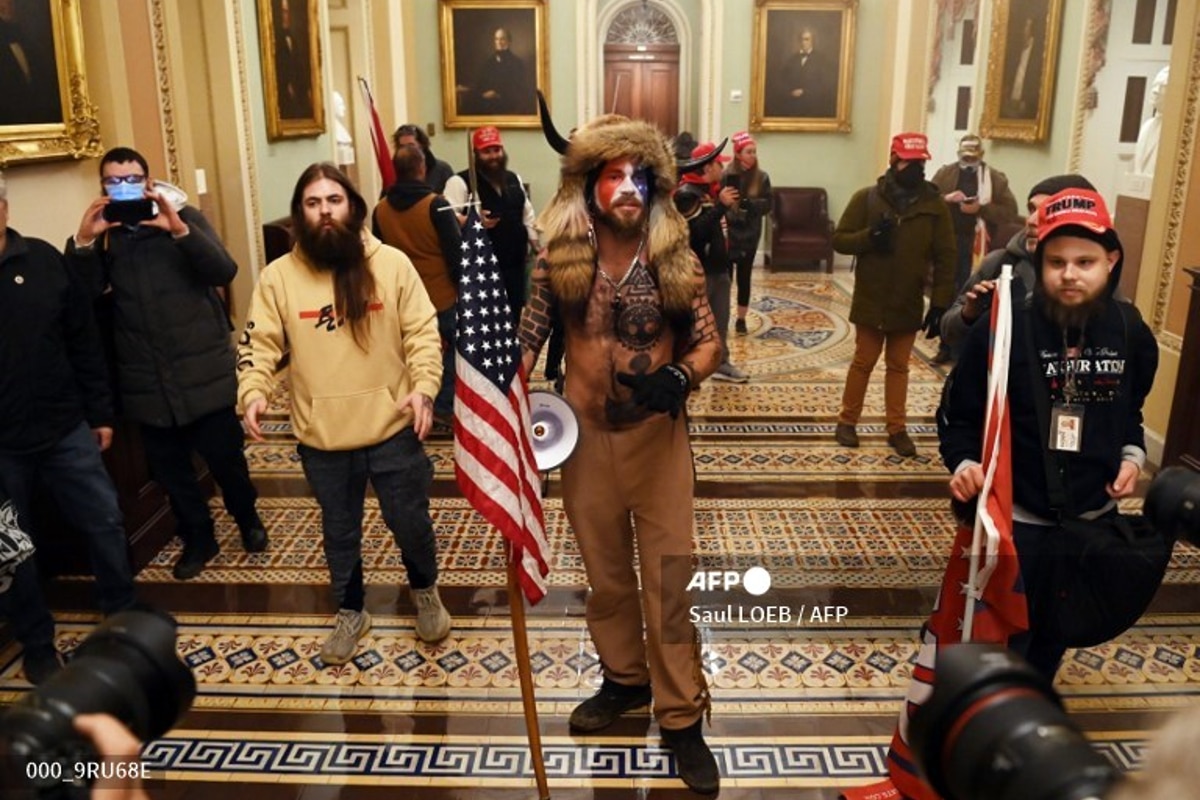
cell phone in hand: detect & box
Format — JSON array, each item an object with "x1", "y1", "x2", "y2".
[{"x1": 102, "y1": 199, "x2": 158, "y2": 225}]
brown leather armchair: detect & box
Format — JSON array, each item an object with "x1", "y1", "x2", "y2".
[{"x1": 770, "y1": 187, "x2": 834, "y2": 272}]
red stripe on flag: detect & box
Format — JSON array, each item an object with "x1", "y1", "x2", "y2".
[
  {"x1": 454, "y1": 358, "x2": 549, "y2": 603},
  {"x1": 357, "y1": 77, "x2": 396, "y2": 188}
]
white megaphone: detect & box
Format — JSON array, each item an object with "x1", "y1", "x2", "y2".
[{"x1": 529, "y1": 391, "x2": 579, "y2": 471}]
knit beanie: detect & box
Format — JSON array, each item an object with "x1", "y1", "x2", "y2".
[{"x1": 1027, "y1": 174, "x2": 1096, "y2": 201}]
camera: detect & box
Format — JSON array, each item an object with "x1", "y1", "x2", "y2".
[
  {"x1": 101, "y1": 200, "x2": 158, "y2": 226},
  {"x1": 0, "y1": 608, "x2": 196, "y2": 799},
  {"x1": 909, "y1": 644, "x2": 1118, "y2": 800},
  {"x1": 1144, "y1": 466, "x2": 1200, "y2": 546}
]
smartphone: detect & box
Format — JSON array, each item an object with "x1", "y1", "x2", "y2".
[{"x1": 102, "y1": 199, "x2": 158, "y2": 225}]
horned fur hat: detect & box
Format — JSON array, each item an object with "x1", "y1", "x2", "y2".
[{"x1": 538, "y1": 94, "x2": 719, "y2": 319}]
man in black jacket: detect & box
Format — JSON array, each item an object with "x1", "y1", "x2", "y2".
[
  {"x1": 0, "y1": 172, "x2": 136, "y2": 684},
  {"x1": 67, "y1": 147, "x2": 267, "y2": 581},
  {"x1": 938, "y1": 188, "x2": 1158, "y2": 680},
  {"x1": 675, "y1": 141, "x2": 748, "y2": 382}
]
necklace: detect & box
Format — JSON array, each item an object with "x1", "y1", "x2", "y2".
[{"x1": 597, "y1": 236, "x2": 646, "y2": 314}]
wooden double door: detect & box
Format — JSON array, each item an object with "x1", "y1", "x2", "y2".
[{"x1": 603, "y1": 43, "x2": 680, "y2": 137}]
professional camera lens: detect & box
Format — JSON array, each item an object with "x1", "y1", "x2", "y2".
[
  {"x1": 0, "y1": 608, "x2": 196, "y2": 797},
  {"x1": 1145, "y1": 466, "x2": 1200, "y2": 546},
  {"x1": 910, "y1": 644, "x2": 1117, "y2": 800}
]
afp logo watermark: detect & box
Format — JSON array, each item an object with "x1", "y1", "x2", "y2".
[{"x1": 685, "y1": 566, "x2": 773, "y2": 596}]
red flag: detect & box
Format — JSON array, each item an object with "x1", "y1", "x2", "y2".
[
  {"x1": 842, "y1": 265, "x2": 1027, "y2": 800},
  {"x1": 357, "y1": 76, "x2": 396, "y2": 188},
  {"x1": 453, "y1": 209, "x2": 550, "y2": 603}
]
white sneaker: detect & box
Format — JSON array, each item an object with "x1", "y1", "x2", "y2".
[
  {"x1": 412, "y1": 585, "x2": 452, "y2": 643},
  {"x1": 712, "y1": 363, "x2": 750, "y2": 383},
  {"x1": 321, "y1": 609, "x2": 371, "y2": 665}
]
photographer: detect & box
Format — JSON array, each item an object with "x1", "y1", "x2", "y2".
[{"x1": 939, "y1": 188, "x2": 1159, "y2": 681}]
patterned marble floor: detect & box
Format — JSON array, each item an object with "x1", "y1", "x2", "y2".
[{"x1": 14, "y1": 272, "x2": 1195, "y2": 798}]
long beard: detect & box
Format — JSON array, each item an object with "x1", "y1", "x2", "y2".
[
  {"x1": 297, "y1": 217, "x2": 365, "y2": 271},
  {"x1": 1041, "y1": 290, "x2": 1107, "y2": 331}
]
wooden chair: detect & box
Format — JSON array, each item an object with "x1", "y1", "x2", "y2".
[{"x1": 769, "y1": 187, "x2": 834, "y2": 272}]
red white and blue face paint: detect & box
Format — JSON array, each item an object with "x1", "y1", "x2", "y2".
[{"x1": 593, "y1": 157, "x2": 649, "y2": 214}]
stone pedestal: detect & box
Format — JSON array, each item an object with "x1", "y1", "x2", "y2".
[{"x1": 1114, "y1": 173, "x2": 1152, "y2": 302}]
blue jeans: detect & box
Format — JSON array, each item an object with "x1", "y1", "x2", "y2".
[
  {"x1": 436, "y1": 307, "x2": 456, "y2": 417},
  {"x1": 0, "y1": 422, "x2": 137, "y2": 644},
  {"x1": 298, "y1": 428, "x2": 438, "y2": 610}
]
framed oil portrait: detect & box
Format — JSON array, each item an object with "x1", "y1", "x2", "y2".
[
  {"x1": 439, "y1": 0, "x2": 548, "y2": 129},
  {"x1": 980, "y1": 0, "x2": 1063, "y2": 142},
  {"x1": 257, "y1": 0, "x2": 325, "y2": 141},
  {"x1": 750, "y1": 0, "x2": 856, "y2": 133},
  {"x1": 0, "y1": 0, "x2": 101, "y2": 166}
]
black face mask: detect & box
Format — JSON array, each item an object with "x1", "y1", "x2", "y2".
[{"x1": 895, "y1": 162, "x2": 926, "y2": 189}]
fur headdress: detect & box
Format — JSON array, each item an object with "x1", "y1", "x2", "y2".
[{"x1": 538, "y1": 111, "x2": 694, "y2": 319}]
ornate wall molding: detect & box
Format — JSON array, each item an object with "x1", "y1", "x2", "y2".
[
  {"x1": 232, "y1": 0, "x2": 265, "y2": 273},
  {"x1": 149, "y1": 0, "x2": 180, "y2": 184},
  {"x1": 1152, "y1": 19, "x2": 1200, "y2": 341},
  {"x1": 1067, "y1": 0, "x2": 1112, "y2": 172}
]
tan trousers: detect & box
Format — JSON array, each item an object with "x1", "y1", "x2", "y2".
[
  {"x1": 561, "y1": 413, "x2": 707, "y2": 730},
  {"x1": 838, "y1": 325, "x2": 917, "y2": 435}
]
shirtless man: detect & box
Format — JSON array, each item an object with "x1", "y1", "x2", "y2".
[{"x1": 519, "y1": 103, "x2": 723, "y2": 795}]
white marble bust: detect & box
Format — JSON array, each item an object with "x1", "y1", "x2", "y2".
[
  {"x1": 1133, "y1": 67, "x2": 1169, "y2": 177},
  {"x1": 333, "y1": 90, "x2": 355, "y2": 166}
]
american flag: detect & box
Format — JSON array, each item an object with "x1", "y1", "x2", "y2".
[
  {"x1": 452, "y1": 209, "x2": 550, "y2": 604},
  {"x1": 842, "y1": 265, "x2": 1028, "y2": 800}
]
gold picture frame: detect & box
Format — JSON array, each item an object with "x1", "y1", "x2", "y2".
[
  {"x1": 980, "y1": 0, "x2": 1064, "y2": 142},
  {"x1": 0, "y1": 0, "x2": 101, "y2": 167},
  {"x1": 750, "y1": 0, "x2": 856, "y2": 133},
  {"x1": 439, "y1": 0, "x2": 548, "y2": 129},
  {"x1": 256, "y1": 0, "x2": 325, "y2": 141}
]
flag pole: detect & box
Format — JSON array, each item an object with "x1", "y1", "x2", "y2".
[
  {"x1": 506, "y1": 539, "x2": 551, "y2": 799},
  {"x1": 962, "y1": 263, "x2": 1014, "y2": 642}
]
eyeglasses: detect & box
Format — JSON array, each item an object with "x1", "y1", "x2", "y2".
[{"x1": 101, "y1": 175, "x2": 146, "y2": 187}]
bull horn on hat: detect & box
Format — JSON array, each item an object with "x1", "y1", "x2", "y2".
[
  {"x1": 537, "y1": 90, "x2": 570, "y2": 155},
  {"x1": 677, "y1": 138, "x2": 730, "y2": 175}
]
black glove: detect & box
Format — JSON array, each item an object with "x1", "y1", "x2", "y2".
[
  {"x1": 923, "y1": 306, "x2": 945, "y2": 339},
  {"x1": 869, "y1": 217, "x2": 895, "y2": 253},
  {"x1": 616, "y1": 364, "x2": 690, "y2": 418}
]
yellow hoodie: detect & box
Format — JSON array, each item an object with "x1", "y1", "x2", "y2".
[{"x1": 237, "y1": 233, "x2": 442, "y2": 450}]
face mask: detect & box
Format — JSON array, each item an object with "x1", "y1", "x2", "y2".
[
  {"x1": 106, "y1": 181, "x2": 146, "y2": 202},
  {"x1": 895, "y1": 162, "x2": 925, "y2": 189},
  {"x1": 959, "y1": 159, "x2": 979, "y2": 171}
]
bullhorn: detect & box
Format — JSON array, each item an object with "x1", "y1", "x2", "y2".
[{"x1": 529, "y1": 390, "x2": 579, "y2": 471}]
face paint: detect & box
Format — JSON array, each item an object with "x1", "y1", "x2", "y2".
[{"x1": 593, "y1": 158, "x2": 648, "y2": 213}]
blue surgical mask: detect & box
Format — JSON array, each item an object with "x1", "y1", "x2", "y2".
[{"x1": 105, "y1": 180, "x2": 146, "y2": 202}]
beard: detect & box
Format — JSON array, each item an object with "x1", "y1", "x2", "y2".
[
  {"x1": 1040, "y1": 287, "x2": 1108, "y2": 331},
  {"x1": 478, "y1": 152, "x2": 509, "y2": 182},
  {"x1": 297, "y1": 216, "x2": 365, "y2": 271},
  {"x1": 597, "y1": 199, "x2": 647, "y2": 236}
]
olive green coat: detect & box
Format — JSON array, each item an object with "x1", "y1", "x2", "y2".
[{"x1": 833, "y1": 177, "x2": 957, "y2": 332}]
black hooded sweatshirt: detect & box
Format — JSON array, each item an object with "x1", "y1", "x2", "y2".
[{"x1": 938, "y1": 235, "x2": 1158, "y2": 520}]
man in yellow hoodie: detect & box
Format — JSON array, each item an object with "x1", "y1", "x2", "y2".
[{"x1": 237, "y1": 163, "x2": 450, "y2": 664}]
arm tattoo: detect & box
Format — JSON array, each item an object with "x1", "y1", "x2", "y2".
[
  {"x1": 519, "y1": 262, "x2": 555, "y2": 361},
  {"x1": 678, "y1": 269, "x2": 719, "y2": 385}
]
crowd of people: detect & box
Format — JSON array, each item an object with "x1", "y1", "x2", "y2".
[{"x1": 0, "y1": 110, "x2": 1164, "y2": 795}]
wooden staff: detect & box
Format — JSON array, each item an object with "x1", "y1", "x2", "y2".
[{"x1": 507, "y1": 540, "x2": 550, "y2": 798}]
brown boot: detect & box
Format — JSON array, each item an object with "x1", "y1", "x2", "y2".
[{"x1": 834, "y1": 423, "x2": 859, "y2": 448}]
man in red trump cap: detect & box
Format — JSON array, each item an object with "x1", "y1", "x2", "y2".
[
  {"x1": 832, "y1": 131, "x2": 956, "y2": 457},
  {"x1": 444, "y1": 126, "x2": 538, "y2": 325},
  {"x1": 939, "y1": 188, "x2": 1158, "y2": 679}
]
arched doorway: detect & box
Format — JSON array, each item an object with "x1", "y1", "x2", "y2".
[{"x1": 603, "y1": 2, "x2": 680, "y2": 136}]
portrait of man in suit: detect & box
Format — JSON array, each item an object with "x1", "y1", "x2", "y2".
[
  {"x1": 0, "y1": 0, "x2": 64, "y2": 126},
  {"x1": 1000, "y1": 1, "x2": 1046, "y2": 120},
  {"x1": 273, "y1": 0, "x2": 314, "y2": 121},
  {"x1": 760, "y1": 7, "x2": 846, "y2": 124},
  {"x1": 448, "y1": 6, "x2": 539, "y2": 120}
]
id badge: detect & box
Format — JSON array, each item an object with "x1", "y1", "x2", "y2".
[{"x1": 1049, "y1": 403, "x2": 1084, "y2": 452}]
